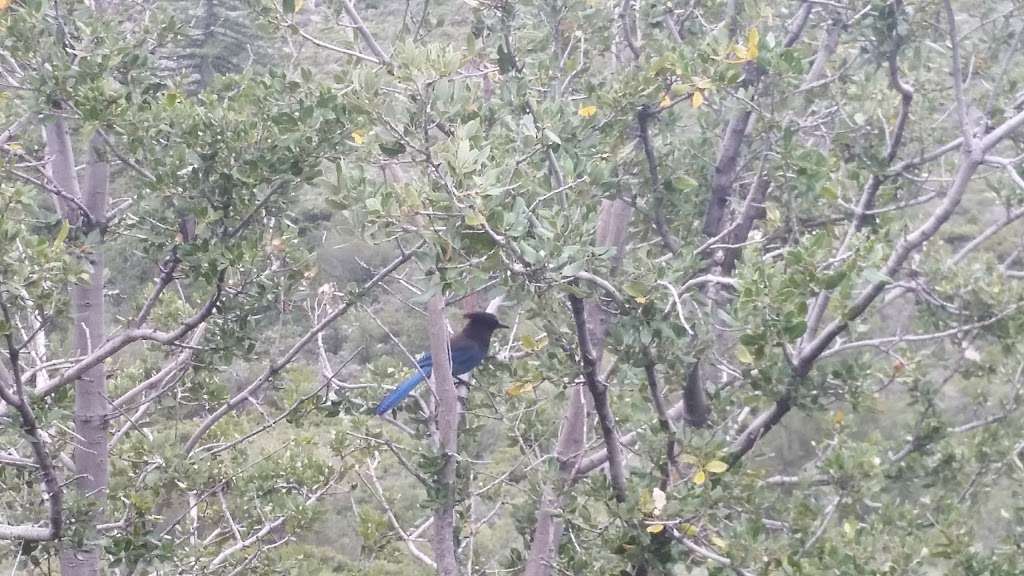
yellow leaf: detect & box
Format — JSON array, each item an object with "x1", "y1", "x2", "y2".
[
  {"x1": 294, "y1": 0, "x2": 305, "y2": 11},
  {"x1": 746, "y1": 27, "x2": 760, "y2": 60},
  {"x1": 465, "y1": 210, "x2": 485, "y2": 226},
  {"x1": 6, "y1": 141, "x2": 21, "y2": 152},
  {"x1": 659, "y1": 94, "x2": 672, "y2": 109},
  {"x1": 351, "y1": 130, "x2": 366, "y2": 145},
  {"x1": 735, "y1": 345, "x2": 753, "y2": 364},
  {"x1": 646, "y1": 524, "x2": 665, "y2": 534},
  {"x1": 0, "y1": 0, "x2": 9, "y2": 11},
  {"x1": 694, "y1": 77, "x2": 714, "y2": 90},
  {"x1": 843, "y1": 520, "x2": 856, "y2": 537},
  {"x1": 678, "y1": 522, "x2": 699, "y2": 536},
  {"x1": 52, "y1": 219, "x2": 70, "y2": 249},
  {"x1": 710, "y1": 536, "x2": 728, "y2": 550},
  {"x1": 705, "y1": 460, "x2": 729, "y2": 474},
  {"x1": 506, "y1": 381, "x2": 537, "y2": 397},
  {"x1": 520, "y1": 334, "x2": 548, "y2": 351},
  {"x1": 833, "y1": 409, "x2": 845, "y2": 426},
  {"x1": 691, "y1": 90, "x2": 704, "y2": 109},
  {"x1": 578, "y1": 105, "x2": 598, "y2": 118},
  {"x1": 693, "y1": 469, "x2": 707, "y2": 486}
]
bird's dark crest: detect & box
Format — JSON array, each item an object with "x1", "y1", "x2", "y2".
[{"x1": 463, "y1": 311, "x2": 510, "y2": 330}]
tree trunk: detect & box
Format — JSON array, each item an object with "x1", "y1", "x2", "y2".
[
  {"x1": 523, "y1": 197, "x2": 632, "y2": 576},
  {"x1": 54, "y1": 131, "x2": 109, "y2": 576},
  {"x1": 428, "y1": 295, "x2": 460, "y2": 576}
]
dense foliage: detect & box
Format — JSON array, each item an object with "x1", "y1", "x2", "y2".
[{"x1": 1, "y1": 0, "x2": 1023, "y2": 575}]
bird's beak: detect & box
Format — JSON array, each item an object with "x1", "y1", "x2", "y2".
[{"x1": 497, "y1": 322, "x2": 511, "y2": 330}]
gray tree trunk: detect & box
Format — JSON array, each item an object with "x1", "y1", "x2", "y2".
[
  {"x1": 47, "y1": 125, "x2": 110, "y2": 576},
  {"x1": 523, "y1": 197, "x2": 632, "y2": 576},
  {"x1": 428, "y1": 295, "x2": 459, "y2": 576}
]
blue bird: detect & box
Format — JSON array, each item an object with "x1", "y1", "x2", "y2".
[{"x1": 375, "y1": 312, "x2": 509, "y2": 415}]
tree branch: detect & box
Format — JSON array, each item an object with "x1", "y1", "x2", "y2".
[
  {"x1": 341, "y1": 0, "x2": 390, "y2": 66},
  {"x1": 943, "y1": 0, "x2": 973, "y2": 145},
  {"x1": 0, "y1": 365, "x2": 62, "y2": 542},
  {"x1": 183, "y1": 242, "x2": 422, "y2": 455},
  {"x1": 568, "y1": 294, "x2": 627, "y2": 501}
]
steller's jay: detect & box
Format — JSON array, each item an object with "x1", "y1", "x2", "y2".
[{"x1": 374, "y1": 312, "x2": 509, "y2": 415}]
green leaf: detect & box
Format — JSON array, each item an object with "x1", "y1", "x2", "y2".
[
  {"x1": 670, "y1": 175, "x2": 698, "y2": 191},
  {"x1": 623, "y1": 281, "x2": 647, "y2": 300},
  {"x1": 735, "y1": 345, "x2": 754, "y2": 364},
  {"x1": 821, "y1": 270, "x2": 847, "y2": 290},
  {"x1": 783, "y1": 318, "x2": 807, "y2": 339},
  {"x1": 560, "y1": 259, "x2": 585, "y2": 278},
  {"x1": 378, "y1": 141, "x2": 407, "y2": 157},
  {"x1": 863, "y1": 268, "x2": 893, "y2": 284},
  {"x1": 52, "y1": 219, "x2": 70, "y2": 250}
]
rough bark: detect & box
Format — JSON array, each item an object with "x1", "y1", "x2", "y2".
[
  {"x1": 568, "y1": 295, "x2": 627, "y2": 500},
  {"x1": 523, "y1": 198, "x2": 632, "y2": 576},
  {"x1": 44, "y1": 118, "x2": 83, "y2": 222},
  {"x1": 702, "y1": 66, "x2": 760, "y2": 238},
  {"x1": 428, "y1": 295, "x2": 459, "y2": 576},
  {"x1": 58, "y1": 133, "x2": 109, "y2": 576}
]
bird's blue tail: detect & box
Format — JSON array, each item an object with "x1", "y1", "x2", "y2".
[{"x1": 374, "y1": 371, "x2": 428, "y2": 415}]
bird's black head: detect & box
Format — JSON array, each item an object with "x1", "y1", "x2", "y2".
[{"x1": 463, "y1": 311, "x2": 510, "y2": 332}]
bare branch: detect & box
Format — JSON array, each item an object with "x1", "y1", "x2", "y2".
[
  {"x1": 362, "y1": 457, "x2": 436, "y2": 569},
  {"x1": 568, "y1": 294, "x2": 627, "y2": 501},
  {"x1": 0, "y1": 365, "x2": 63, "y2": 542},
  {"x1": 943, "y1": 0, "x2": 974, "y2": 145},
  {"x1": 798, "y1": 495, "x2": 841, "y2": 556},
  {"x1": 0, "y1": 114, "x2": 28, "y2": 148},
  {"x1": 208, "y1": 474, "x2": 338, "y2": 569},
  {"x1": 668, "y1": 526, "x2": 753, "y2": 576},
  {"x1": 643, "y1": 354, "x2": 679, "y2": 489},
  {"x1": 96, "y1": 129, "x2": 156, "y2": 183},
  {"x1": 2, "y1": 273, "x2": 225, "y2": 415},
  {"x1": 184, "y1": 243, "x2": 423, "y2": 455},
  {"x1": 289, "y1": 20, "x2": 381, "y2": 65},
  {"x1": 198, "y1": 347, "x2": 362, "y2": 459},
  {"x1": 818, "y1": 303, "x2": 1021, "y2": 360},
  {"x1": 637, "y1": 105, "x2": 681, "y2": 252},
  {"x1": 341, "y1": 0, "x2": 390, "y2": 65}
]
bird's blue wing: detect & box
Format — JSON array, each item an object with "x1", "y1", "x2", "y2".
[
  {"x1": 450, "y1": 340, "x2": 486, "y2": 377},
  {"x1": 374, "y1": 340, "x2": 488, "y2": 416},
  {"x1": 374, "y1": 353, "x2": 433, "y2": 415}
]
